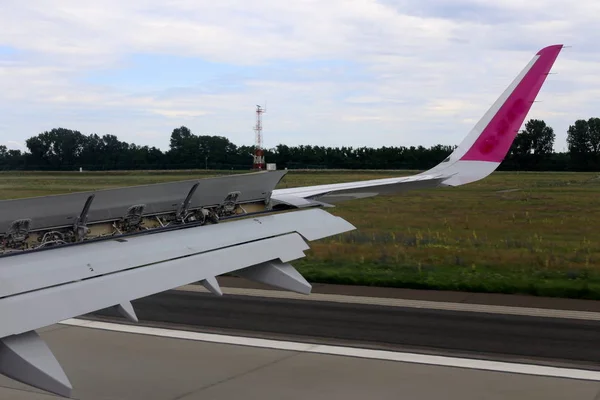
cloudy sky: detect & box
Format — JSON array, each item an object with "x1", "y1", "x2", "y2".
[{"x1": 0, "y1": 0, "x2": 597, "y2": 152}]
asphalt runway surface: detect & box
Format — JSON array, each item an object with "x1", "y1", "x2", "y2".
[
  {"x1": 4, "y1": 323, "x2": 599, "y2": 400},
  {"x1": 86, "y1": 286, "x2": 600, "y2": 370},
  {"x1": 4, "y1": 280, "x2": 600, "y2": 399}
]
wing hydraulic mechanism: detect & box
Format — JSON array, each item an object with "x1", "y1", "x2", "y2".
[
  {"x1": 0, "y1": 171, "x2": 287, "y2": 254},
  {"x1": 0, "y1": 170, "x2": 355, "y2": 397}
]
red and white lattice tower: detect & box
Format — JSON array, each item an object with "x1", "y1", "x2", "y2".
[{"x1": 253, "y1": 104, "x2": 266, "y2": 170}]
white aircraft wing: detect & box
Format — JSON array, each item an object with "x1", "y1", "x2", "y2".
[
  {"x1": 271, "y1": 44, "x2": 564, "y2": 207},
  {"x1": 0, "y1": 44, "x2": 564, "y2": 398},
  {"x1": 0, "y1": 208, "x2": 354, "y2": 397}
]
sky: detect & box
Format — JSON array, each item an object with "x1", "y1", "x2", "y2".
[{"x1": 0, "y1": 0, "x2": 598, "y2": 153}]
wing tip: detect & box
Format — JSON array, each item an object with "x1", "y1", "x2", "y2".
[
  {"x1": 537, "y1": 44, "x2": 564, "y2": 56},
  {"x1": 458, "y1": 43, "x2": 563, "y2": 164},
  {"x1": 425, "y1": 44, "x2": 566, "y2": 186}
]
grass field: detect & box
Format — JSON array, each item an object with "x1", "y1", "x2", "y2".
[{"x1": 3, "y1": 169, "x2": 600, "y2": 299}]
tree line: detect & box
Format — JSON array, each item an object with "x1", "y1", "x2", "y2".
[{"x1": 1, "y1": 118, "x2": 599, "y2": 171}]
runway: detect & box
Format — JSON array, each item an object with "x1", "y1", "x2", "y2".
[
  {"x1": 2, "y1": 278, "x2": 600, "y2": 399},
  {"x1": 87, "y1": 281, "x2": 600, "y2": 369},
  {"x1": 2, "y1": 322, "x2": 599, "y2": 400}
]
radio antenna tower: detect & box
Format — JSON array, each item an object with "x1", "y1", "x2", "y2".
[{"x1": 253, "y1": 104, "x2": 266, "y2": 170}]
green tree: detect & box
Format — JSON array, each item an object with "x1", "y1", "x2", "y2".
[
  {"x1": 567, "y1": 117, "x2": 600, "y2": 170},
  {"x1": 507, "y1": 119, "x2": 555, "y2": 170}
]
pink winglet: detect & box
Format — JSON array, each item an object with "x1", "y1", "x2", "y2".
[{"x1": 460, "y1": 44, "x2": 563, "y2": 162}]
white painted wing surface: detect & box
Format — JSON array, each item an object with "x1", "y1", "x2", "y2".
[
  {"x1": 271, "y1": 173, "x2": 449, "y2": 206},
  {"x1": 0, "y1": 208, "x2": 355, "y2": 397}
]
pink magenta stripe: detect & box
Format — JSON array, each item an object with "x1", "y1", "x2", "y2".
[{"x1": 460, "y1": 44, "x2": 563, "y2": 162}]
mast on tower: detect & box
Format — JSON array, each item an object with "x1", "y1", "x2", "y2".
[{"x1": 253, "y1": 104, "x2": 266, "y2": 170}]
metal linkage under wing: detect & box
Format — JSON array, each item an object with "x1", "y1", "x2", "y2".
[
  {"x1": 115, "y1": 204, "x2": 146, "y2": 234},
  {"x1": 218, "y1": 191, "x2": 241, "y2": 217},
  {"x1": 2, "y1": 219, "x2": 32, "y2": 250},
  {"x1": 175, "y1": 182, "x2": 199, "y2": 223},
  {"x1": 72, "y1": 195, "x2": 95, "y2": 242}
]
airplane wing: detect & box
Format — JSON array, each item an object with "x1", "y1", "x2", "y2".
[
  {"x1": 0, "y1": 44, "x2": 564, "y2": 398},
  {"x1": 271, "y1": 44, "x2": 564, "y2": 207},
  {"x1": 0, "y1": 208, "x2": 355, "y2": 398}
]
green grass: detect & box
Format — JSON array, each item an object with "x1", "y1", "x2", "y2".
[
  {"x1": 289, "y1": 170, "x2": 600, "y2": 299},
  {"x1": 3, "y1": 169, "x2": 600, "y2": 299}
]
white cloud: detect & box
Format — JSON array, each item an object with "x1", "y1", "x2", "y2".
[{"x1": 0, "y1": 0, "x2": 598, "y2": 153}]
